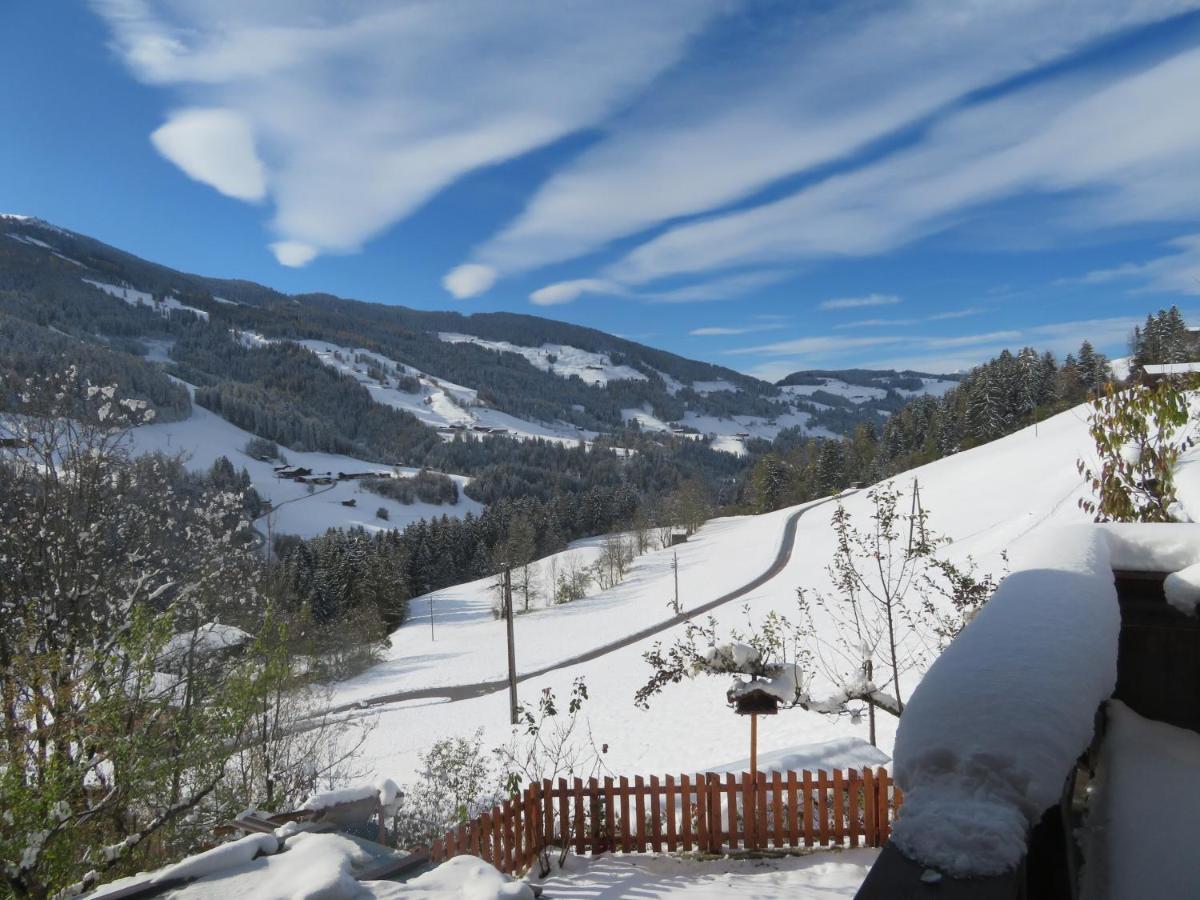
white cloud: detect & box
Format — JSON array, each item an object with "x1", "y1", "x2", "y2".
[
  {"x1": 603, "y1": 39, "x2": 1200, "y2": 286},
  {"x1": 451, "y1": 1, "x2": 1197, "y2": 285},
  {"x1": 442, "y1": 264, "x2": 498, "y2": 300},
  {"x1": 93, "y1": 0, "x2": 722, "y2": 265},
  {"x1": 727, "y1": 335, "x2": 906, "y2": 356},
  {"x1": 150, "y1": 108, "x2": 266, "y2": 201},
  {"x1": 269, "y1": 240, "x2": 318, "y2": 267},
  {"x1": 1064, "y1": 234, "x2": 1200, "y2": 295},
  {"x1": 689, "y1": 322, "x2": 785, "y2": 336},
  {"x1": 736, "y1": 315, "x2": 1146, "y2": 375},
  {"x1": 528, "y1": 279, "x2": 620, "y2": 306},
  {"x1": 527, "y1": 269, "x2": 788, "y2": 307},
  {"x1": 819, "y1": 293, "x2": 900, "y2": 311}
]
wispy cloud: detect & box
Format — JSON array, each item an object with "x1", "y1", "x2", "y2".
[
  {"x1": 732, "y1": 315, "x2": 1147, "y2": 376},
  {"x1": 452, "y1": 1, "x2": 1195, "y2": 295},
  {"x1": 528, "y1": 269, "x2": 788, "y2": 307},
  {"x1": 819, "y1": 293, "x2": 901, "y2": 311},
  {"x1": 1060, "y1": 234, "x2": 1200, "y2": 295},
  {"x1": 834, "y1": 306, "x2": 986, "y2": 328},
  {"x1": 600, "y1": 39, "x2": 1200, "y2": 289},
  {"x1": 726, "y1": 335, "x2": 906, "y2": 356},
  {"x1": 92, "y1": 0, "x2": 720, "y2": 266},
  {"x1": 689, "y1": 322, "x2": 786, "y2": 336},
  {"x1": 833, "y1": 318, "x2": 919, "y2": 328}
]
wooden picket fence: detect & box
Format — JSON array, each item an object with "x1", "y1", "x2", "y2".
[{"x1": 430, "y1": 767, "x2": 902, "y2": 876}]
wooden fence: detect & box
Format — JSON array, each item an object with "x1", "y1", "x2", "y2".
[{"x1": 430, "y1": 767, "x2": 902, "y2": 876}]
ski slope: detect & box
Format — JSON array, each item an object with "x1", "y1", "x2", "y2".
[{"x1": 124, "y1": 393, "x2": 482, "y2": 539}]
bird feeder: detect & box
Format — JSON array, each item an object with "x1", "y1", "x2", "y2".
[{"x1": 730, "y1": 686, "x2": 780, "y2": 787}]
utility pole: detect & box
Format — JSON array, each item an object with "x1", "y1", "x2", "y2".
[
  {"x1": 504, "y1": 564, "x2": 518, "y2": 725},
  {"x1": 429, "y1": 592, "x2": 435, "y2": 641}
]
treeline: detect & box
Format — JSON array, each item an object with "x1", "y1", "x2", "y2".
[
  {"x1": 364, "y1": 470, "x2": 459, "y2": 506},
  {"x1": 1130, "y1": 306, "x2": 1200, "y2": 374},
  {"x1": 270, "y1": 477, "x2": 714, "y2": 634},
  {"x1": 746, "y1": 341, "x2": 1111, "y2": 513}
]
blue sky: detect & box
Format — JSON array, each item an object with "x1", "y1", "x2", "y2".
[{"x1": 4, "y1": 2, "x2": 1200, "y2": 380}]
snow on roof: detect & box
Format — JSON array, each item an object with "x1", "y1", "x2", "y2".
[
  {"x1": 160, "y1": 622, "x2": 252, "y2": 661},
  {"x1": 302, "y1": 778, "x2": 402, "y2": 816},
  {"x1": 89, "y1": 836, "x2": 528, "y2": 900},
  {"x1": 890, "y1": 525, "x2": 1121, "y2": 877},
  {"x1": 1143, "y1": 362, "x2": 1200, "y2": 375}
]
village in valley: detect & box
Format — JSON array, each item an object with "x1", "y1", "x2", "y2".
[{"x1": 4, "y1": 4, "x2": 1200, "y2": 900}]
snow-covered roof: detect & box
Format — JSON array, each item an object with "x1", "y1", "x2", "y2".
[
  {"x1": 160, "y1": 622, "x2": 252, "y2": 661},
  {"x1": 1143, "y1": 361, "x2": 1200, "y2": 375}
]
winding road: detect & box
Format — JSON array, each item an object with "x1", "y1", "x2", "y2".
[{"x1": 326, "y1": 491, "x2": 853, "y2": 715}]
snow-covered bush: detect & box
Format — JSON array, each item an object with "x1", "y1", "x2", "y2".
[{"x1": 393, "y1": 731, "x2": 500, "y2": 849}]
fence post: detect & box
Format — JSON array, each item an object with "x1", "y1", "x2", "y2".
[
  {"x1": 694, "y1": 772, "x2": 708, "y2": 852},
  {"x1": 707, "y1": 773, "x2": 722, "y2": 853},
  {"x1": 863, "y1": 768, "x2": 877, "y2": 847}
]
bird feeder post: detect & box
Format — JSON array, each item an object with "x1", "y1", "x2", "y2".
[{"x1": 749, "y1": 711, "x2": 758, "y2": 785}]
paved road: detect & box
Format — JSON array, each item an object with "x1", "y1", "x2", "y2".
[{"x1": 326, "y1": 492, "x2": 852, "y2": 715}]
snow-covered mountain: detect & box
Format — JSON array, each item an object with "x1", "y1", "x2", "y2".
[{"x1": 0, "y1": 215, "x2": 956, "y2": 457}]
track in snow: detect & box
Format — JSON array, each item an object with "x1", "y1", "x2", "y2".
[{"x1": 326, "y1": 491, "x2": 854, "y2": 715}]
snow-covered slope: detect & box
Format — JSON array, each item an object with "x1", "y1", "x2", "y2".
[
  {"x1": 83, "y1": 278, "x2": 210, "y2": 320},
  {"x1": 296, "y1": 339, "x2": 596, "y2": 445},
  {"x1": 331, "y1": 401, "x2": 1200, "y2": 788},
  {"x1": 124, "y1": 391, "x2": 482, "y2": 539},
  {"x1": 438, "y1": 333, "x2": 648, "y2": 386}
]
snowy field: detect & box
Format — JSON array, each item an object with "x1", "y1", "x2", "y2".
[
  {"x1": 331, "y1": 402, "x2": 1190, "y2": 790},
  {"x1": 125, "y1": 393, "x2": 482, "y2": 539}
]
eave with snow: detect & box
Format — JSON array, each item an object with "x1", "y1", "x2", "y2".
[{"x1": 855, "y1": 523, "x2": 1200, "y2": 899}]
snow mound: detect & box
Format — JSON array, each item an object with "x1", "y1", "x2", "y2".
[
  {"x1": 1165, "y1": 562, "x2": 1200, "y2": 615},
  {"x1": 373, "y1": 855, "x2": 533, "y2": 899},
  {"x1": 1080, "y1": 701, "x2": 1200, "y2": 899},
  {"x1": 891, "y1": 526, "x2": 1120, "y2": 877},
  {"x1": 154, "y1": 833, "x2": 280, "y2": 885}
]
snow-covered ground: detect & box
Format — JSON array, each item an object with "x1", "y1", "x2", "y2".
[
  {"x1": 534, "y1": 849, "x2": 879, "y2": 898},
  {"x1": 124, "y1": 395, "x2": 482, "y2": 539},
  {"x1": 332, "y1": 402, "x2": 1186, "y2": 791},
  {"x1": 437, "y1": 333, "x2": 647, "y2": 387}
]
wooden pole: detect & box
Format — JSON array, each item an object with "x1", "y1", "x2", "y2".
[
  {"x1": 750, "y1": 713, "x2": 758, "y2": 784},
  {"x1": 504, "y1": 564, "x2": 518, "y2": 725}
]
